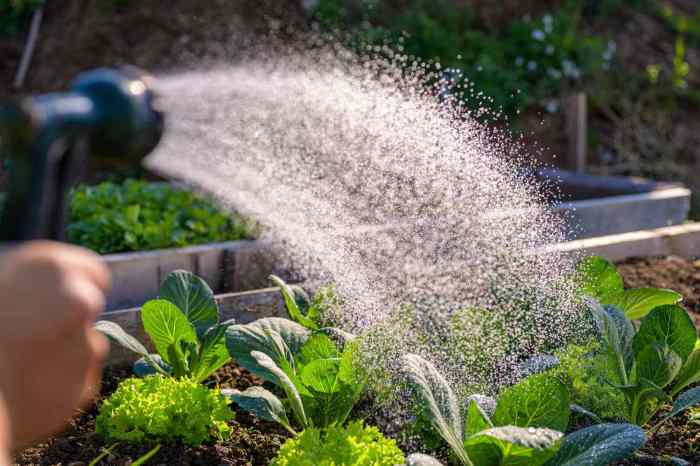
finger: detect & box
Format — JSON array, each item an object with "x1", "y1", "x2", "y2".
[
  {"x1": 62, "y1": 278, "x2": 107, "y2": 323},
  {"x1": 18, "y1": 241, "x2": 112, "y2": 292}
]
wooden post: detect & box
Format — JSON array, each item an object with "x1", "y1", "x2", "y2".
[{"x1": 564, "y1": 92, "x2": 587, "y2": 173}]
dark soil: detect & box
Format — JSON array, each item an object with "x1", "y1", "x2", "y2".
[
  {"x1": 12, "y1": 363, "x2": 291, "y2": 466},
  {"x1": 617, "y1": 255, "x2": 700, "y2": 329}
]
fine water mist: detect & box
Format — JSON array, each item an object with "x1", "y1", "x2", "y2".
[{"x1": 146, "y1": 42, "x2": 587, "y2": 401}]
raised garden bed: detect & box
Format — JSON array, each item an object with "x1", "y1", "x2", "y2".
[
  {"x1": 538, "y1": 168, "x2": 691, "y2": 239},
  {"x1": 11, "y1": 257, "x2": 700, "y2": 466}
]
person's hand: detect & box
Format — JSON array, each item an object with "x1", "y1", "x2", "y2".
[{"x1": 0, "y1": 241, "x2": 111, "y2": 449}]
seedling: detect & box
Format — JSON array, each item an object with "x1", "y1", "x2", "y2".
[{"x1": 96, "y1": 270, "x2": 232, "y2": 383}]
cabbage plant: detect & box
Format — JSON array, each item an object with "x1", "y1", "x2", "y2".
[
  {"x1": 95, "y1": 270, "x2": 232, "y2": 383},
  {"x1": 578, "y1": 256, "x2": 700, "y2": 426},
  {"x1": 401, "y1": 353, "x2": 646, "y2": 466},
  {"x1": 224, "y1": 317, "x2": 363, "y2": 435}
]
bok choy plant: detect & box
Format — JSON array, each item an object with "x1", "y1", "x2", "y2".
[
  {"x1": 224, "y1": 317, "x2": 364, "y2": 435},
  {"x1": 401, "y1": 353, "x2": 645, "y2": 466},
  {"x1": 95, "y1": 270, "x2": 232, "y2": 383},
  {"x1": 578, "y1": 256, "x2": 700, "y2": 426}
]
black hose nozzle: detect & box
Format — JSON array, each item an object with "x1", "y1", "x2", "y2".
[{"x1": 0, "y1": 67, "x2": 165, "y2": 241}]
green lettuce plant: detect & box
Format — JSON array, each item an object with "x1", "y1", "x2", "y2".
[
  {"x1": 578, "y1": 256, "x2": 700, "y2": 426},
  {"x1": 270, "y1": 421, "x2": 405, "y2": 466},
  {"x1": 68, "y1": 180, "x2": 252, "y2": 254},
  {"x1": 401, "y1": 353, "x2": 645, "y2": 466},
  {"x1": 96, "y1": 376, "x2": 234, "y2": 446},
  {"x1": 550, "y1": 341, "x2": 627, "y2": 421},
  {"x1": 224, "y1": 317, "x2": 363, "y2": 434},
  {"x1": 96, "y1": 270, "x2": 232, "y2": 383}
]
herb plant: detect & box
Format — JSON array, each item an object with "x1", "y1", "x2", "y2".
[
  {"x1": 96, "y1": 376, "x2": 234, "y2": 446},
  {"x1": 578, "y1": 256, "x2": 700, "y2": 426},
  {"x1": 96, "y1": 270, "x2": 232, "y2": 383},
  {"x1": 68, "y1": 180, "x2": 252, "y2": 254},
  {"x1": 401, "y1": 353, "x2": 645, "y2": 466},
  {"x1": 225, "y1": 317, "x2": 363, "y2": 434},
  {"x1": 270, "y1": 421, "x2": 405, "y2": 466}
]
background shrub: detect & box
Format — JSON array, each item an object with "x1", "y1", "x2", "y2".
[
  {"x1": 96, "y1": 376, "x2": 234, "y2": 446},
  {"x1": 67, "y1": 179, "x2": 253, "y2": 254}
]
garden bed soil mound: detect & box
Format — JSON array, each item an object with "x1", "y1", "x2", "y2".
[
  {"x1": 616, "y1": 255, "x2": 700, "y2": 329},
  {"x1": 13, "y1": 363, "x2": 290, "y2": 466}
]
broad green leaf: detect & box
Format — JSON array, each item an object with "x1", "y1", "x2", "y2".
[
  {"x1": 194, "y1": 322, "x2": 231, "y2": 381},
  {"x1": 299, "y1": 333, "x2": 340, "y2": 365},
  {"x1": 269, "y1": 275, "x2": 319, "y2": 330},
  {"x1": 672, "y1": 349, "x2": 700, "y2": 396},
  {"x1": 94, "y1": 320, "x2": 149, "y2": 357},
  {"x1": 695, "y1": 340, "x2": 700, "y2": 351},
  {"x1": 544, "y1": 423, "x2": 645, "y2": 466},
  {"x1": 576, "y1": 256, "x2": 623, "y2": 300},
  {"x1": 603, "y1": 288, "x2": 682, "y2": 320},
  {"x1": 635, "y1": 344, "x2": 682, "y2": 389},
  {"x1": 586, "y1": 300, "x2": 634, "y2": 378},
  {"x1": 251, "y1": 350, "x2": 309, "y2": 428},
  {"x1": 493, "y1": 374, "x2": 570, "y2": 432},
  {"x1": 402, "y1": 354, "x2": 471, "y2": 466},
  {"x1": 465, "y1": 398, "x2": 493, "y2": 436},
  {"x1": 620, "y1": 379, "x2": 670, "y2": 425},
  {"x1": 300, "y1": 358, "x2": 341, "y2": 393},
  {"x1": 465, "y1": 426, "x2": 562, "y2": 466},
  {"x1": 225, "y1": 386, "x2": 296, "y2": 435},
  {"x1": 226, "y1": 317, "x2": 310, "y2": 382},
  {"x1": 133, "y1": 354, "x2": 172, "y2": 377},
  {"x1": 141, "y1": 299, "x2": 197, "y2": 366},
  {"x1": 406, "y1": 453, "x2": 445, "y2": 466},
  {"x1": 159, "y1": 270, "x2": 218, "y2": 337},
  {"x1": 632, "y1": 305, "x2": 697, "y2": 361},
  {"x1": 338, "y1": 340, "x2": 361, "y2": 385},
  {"x1": 664, "y1": 386, "x2": 700, "y2": 421}
]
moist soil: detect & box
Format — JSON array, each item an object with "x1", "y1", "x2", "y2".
[
  {"x1": 12, "y1": 363, "x2": 291, "y2": 466},
  {"x1": 617, "y1": 255, "x2": 700, "y2": 330}
]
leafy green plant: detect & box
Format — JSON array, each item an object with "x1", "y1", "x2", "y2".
[
  {"x1": 586, "y1": 299, "x2": 700, "y2": 426},
  {"x1": 576, "y1": 256, "x2": 682, "y2": 320},
  {"x1": 578, "y1": 255, "x2": 700, "y2": 426},
  {"x1": 270, "y1": 420, "x2": 405, "y2": 466},
  {"x1": 68, "y1": 180, "x2": 252, "y2": 254},
  {"x1": 225, "y1": 317, "x2": 363, "y2": 434},
  {"x1": 550, "y1": 341, "x2": 627, "y2": 421},
  {"x1": 96, "y1": 376, "x2": 234, "y2": 446},
  {"x1": 401, "y1": 353, "x2": 645, "y2": 466},
  {"x1": 96, "y1": 270, "x2": 232, "y2": 383}
]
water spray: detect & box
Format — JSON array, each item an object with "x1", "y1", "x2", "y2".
[{"x1": 0, "y1": 67, "x2": 164, "y2": 241}]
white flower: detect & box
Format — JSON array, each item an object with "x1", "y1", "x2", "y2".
[
  {"x1": 532, "y1": 29, "x2": 546, "y2": 41},
  {"x1": 545, "y1": 99, "x2": 559, "y2": 113},
  {"x1": 543, "y1": 14, "x2": 553, "y2": 34}
]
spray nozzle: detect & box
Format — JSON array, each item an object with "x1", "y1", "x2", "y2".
[{"x1": 0, "y1": 67, "x2": 166, "y2": 241}]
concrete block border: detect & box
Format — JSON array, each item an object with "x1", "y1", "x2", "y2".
[
  {"x1": 546, "y1": 222, "x2": 700, "y2": 261},
  {"x1": 103, "y1": 239, "x2": 278, "y2": 310}
]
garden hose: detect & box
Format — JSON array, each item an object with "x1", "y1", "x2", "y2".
[{"x1": 0, "y1": 67, "x2": 165, "y2": 241}]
